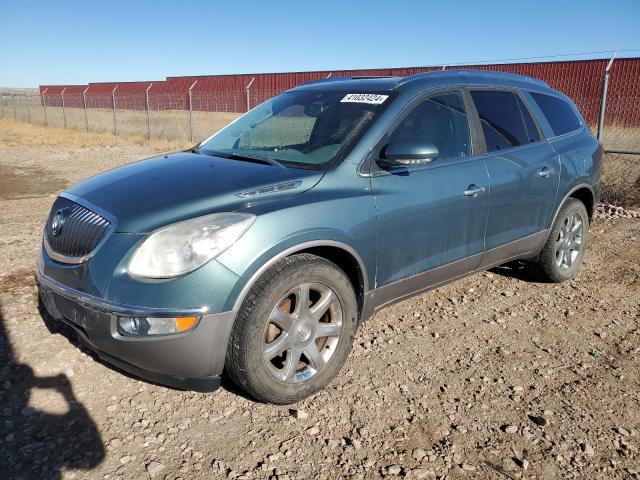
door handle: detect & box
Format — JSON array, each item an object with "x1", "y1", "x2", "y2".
[
  {"x1": 464, "y1": 185, "x2": 486, "y2": 197},
  {"x1": 538, "y1": 166, "x2": 555, "y2": 178}
]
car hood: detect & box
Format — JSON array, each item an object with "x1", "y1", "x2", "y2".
[{"x1": 65, "y1": 152, "x2": 324, "y2": 233}]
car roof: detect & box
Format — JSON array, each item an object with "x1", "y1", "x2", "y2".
[{"x1": 290, "y1": 70, "x2": 552, "y2": 94}]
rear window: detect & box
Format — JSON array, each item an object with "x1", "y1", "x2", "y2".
[
  {"x1": 530, "y1": 92, "x2": 581, "y2": 136},
  {"x1": 470, "y1": 90, "x2": 530, "y2": 152}
]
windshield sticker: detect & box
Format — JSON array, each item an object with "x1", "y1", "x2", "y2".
[{"x1": 340, "y1": 93, "x2": 389, "y2": 105}]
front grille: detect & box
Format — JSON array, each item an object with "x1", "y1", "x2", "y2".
[{"x1": 44, "y1": 196, "x2": 112, "y2": 262}]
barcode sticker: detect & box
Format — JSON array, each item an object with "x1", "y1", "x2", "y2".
[{"x1": 340, "y1": 93, "x2": 389, "y2": 105}]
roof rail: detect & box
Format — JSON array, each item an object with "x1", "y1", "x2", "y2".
[
  {"x1": 350, "y1": 75, "x2": 397, "y2": 79},
  {"x1": 398, "y1": 69, "x2": 549, "y2": 87},
  {"x1": 297, "y1": 76, "x2": 353, "y2": 87},
  {"x1": 297, "y1": 75, "x2": 399, "y2": 87}
]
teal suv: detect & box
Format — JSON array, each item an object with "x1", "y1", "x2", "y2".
[{"x1": 37, "y1": 71, "x2": 602, "y2": 404}]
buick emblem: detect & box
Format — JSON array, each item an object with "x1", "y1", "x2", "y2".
[{"x1": 51, "y1": 209, "x2": 66, "y2": 237}]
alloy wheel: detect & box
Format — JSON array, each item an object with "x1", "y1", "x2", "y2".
[
  {"x1": 555, "y1": 212, "x2": 584, "y2": 270},
  {"x1": 263, "y1": 282, "x2": 343, "y2": 383}
]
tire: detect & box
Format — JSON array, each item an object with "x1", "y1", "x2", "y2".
[
  {"x1": 535, "y1": 198, "x2": 589, "y2": 283},
  {"x1": 225, "y1": 253, "x2": 358, "y2": 404}
]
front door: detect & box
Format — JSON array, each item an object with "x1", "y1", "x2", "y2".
[{"x1": 370, "y1": 91, "x2": 489, "y2": 306}]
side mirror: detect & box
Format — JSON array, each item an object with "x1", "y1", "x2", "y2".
[{"x1": 378, "y1": 140, "x2": 439, "y2": 167}]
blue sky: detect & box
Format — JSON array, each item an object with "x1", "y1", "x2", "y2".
[{"x1": 0, "y1": 0, "x2": 638, "y2": 87}]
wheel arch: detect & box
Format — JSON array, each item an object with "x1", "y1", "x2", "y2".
[
  {"x1": 549, "y1": 183, "x2": 595, "y2": 230},
  {"x1": 231, "y1": 240, "x2": 369, "y2": 319},
  {"x1": 569, "y1": 186, "x2": 595, "y2": 222}
]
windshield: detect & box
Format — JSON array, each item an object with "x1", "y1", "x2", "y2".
[{"x1": 197, "y1": 90, "x2": 393, "y2": 169}]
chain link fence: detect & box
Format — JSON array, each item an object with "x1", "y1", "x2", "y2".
[
  {"x1": 0, "y1": 91, "x2": 245, "y2": 143},
  {"x1": 1, "y1": 65, "x2": 639, "y2": 153}
]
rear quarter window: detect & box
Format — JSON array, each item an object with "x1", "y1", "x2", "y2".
[{"x1": 529, "y1": 92, "x2": 582, "y2": 136}]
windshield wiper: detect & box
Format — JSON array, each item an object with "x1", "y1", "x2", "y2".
[{"x1": 202, "y1": 150, "x2": 284, "y2": 167}]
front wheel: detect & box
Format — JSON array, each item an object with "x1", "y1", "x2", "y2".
[
  {"x1": 535, "y1": 198, "x2": 589, "y2": 282},
  {"x1": 225, "y1": 254, "x2": 358, "y2": 404}
]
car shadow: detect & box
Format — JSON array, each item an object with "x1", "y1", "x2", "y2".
[
  {"x1": 489, "y1": 260, "x2": 546, "y2": 283},
  {"x1": 0, "y1": 302, "x2": 106, "y2": 479}
]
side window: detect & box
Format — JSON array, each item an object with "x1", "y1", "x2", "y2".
[
  {"x1": 470, "y1": 90, "x2": 529, "y2": 152},
  {"x1": 388, "y1": 92, "x2": 470, "y2": 161},
  {"x1": 529, "y1": 92, "x2": 581, "y2": 136},
  {"x1": 516, "y1": 95, "x2": 541, "y2": 143}
]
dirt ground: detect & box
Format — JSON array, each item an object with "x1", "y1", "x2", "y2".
[{"x1": 0, "y1": 123, "x2": 639, "y2": 480}]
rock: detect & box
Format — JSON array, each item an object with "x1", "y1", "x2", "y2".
[
  {"x1": 386, "y1": 465, "x2": 402, "y2": 475},
  {"x1": 411, "y1": 468, "x2": 436, "y2": 479},
  {"x1": 502, "y1": 425, "x2": 518, "y2": 434},
  {"x1": 413, "y1": 448, "x2": 427, "y2": 461},
  {"x1": 460, "y1": 463, "x2": 475, "y2": 471},
  {"x1": 350, "y1": 438, "x2": 362, "y2": 450},
  {"x1": 106, "y1": 404, "x2": 118, "y2": 413},
  {"x1": 291, "y1": 409, "x2": 308, "y2": 420},
  {"x1": 580, "y1": 442, "x2": 595, "y2": 456},
  {"x1": 119, "y1": 455, "x2": 132, "y2": 465},
  {"x1": 363, "y1": 458, "x2": 376, "y2": 469},
  {"x1": 615, "y1": 427, "x2": 630, "y2": 436},
  {"x1": 432, "y1": 332, "x2": 440, "y2": 339},
  {"x1": 306, "y1": 426, "x2": 319, "y2": 436},
  {"x1": 529, "y1": 414, "x2": 548, "y2": 427},
  {"x1": 146, "y1": 461, "x2": 166, "y2": 478}
]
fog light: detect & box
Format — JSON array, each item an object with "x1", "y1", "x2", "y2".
[{"x1": 118, "y1": 316, "x2": 199, "y2": 336}]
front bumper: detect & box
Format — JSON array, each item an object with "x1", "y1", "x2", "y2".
[{"x1": 36, "y1": 269, "x2": 236, "y2": 392}]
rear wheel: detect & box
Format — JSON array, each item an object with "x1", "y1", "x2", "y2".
[
  {"x1": 225, "y1": 254, "x2": 358, "y2": 404},
  {"x1": 535, "y1": 198, "x2": 589, "y2": 282}
]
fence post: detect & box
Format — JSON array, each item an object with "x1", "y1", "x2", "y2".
[
  {"x1": 246, "y1": 77, "x2": 256, "y2": 112},
  {"x1": 82, "y1": 86, "x2": 89, "y2": 132},
  {"x1": 188, "y1": 80, "x2": 198, "y2": 143},
  {"x1": 145, "y1": 82, "x2": 153, "y2": 139},
  {"x1": 61, "y1": 87, "x2": 67, "y2": 128},
  {"x1": 42, "y1": 88, "x2": 48, "y2": 126},
  {"x1": 1, "y1": 95, "x2": 4, "y2": 118},
  {"x1": 112, "y1": 84, "x2": 119, "y2": 135},
  {"x1": 11, "y1": 95, "x2": 17, "y2": 119},
  {"x1": 27, "y1": 95, "x2": 31, "y2": 124},
  {"x1": 597, "y1": 51, "x2": 616, "y2": 142}
]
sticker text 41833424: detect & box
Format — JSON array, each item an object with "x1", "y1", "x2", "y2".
[{"x1": 340, "y1": 93, "x2": 389, "y2": 105}]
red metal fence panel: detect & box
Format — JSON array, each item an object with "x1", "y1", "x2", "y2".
[{"x1": 36, "y1": 58, "x2": 640, "y2": 126}]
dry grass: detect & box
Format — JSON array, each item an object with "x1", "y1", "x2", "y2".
[
  {"x1": 0, "y1": 117, "x2": 191, "y2": 152},
  {"x1": 5, "y1": 102, "x2": 241, "y2": 143},
  {"x1": 601, "y1": 153, "x2": 640, "y2": 207}
]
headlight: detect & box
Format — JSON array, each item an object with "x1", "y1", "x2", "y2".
[{"x1": 128, "y1": 212, "x2": 255, "y2": 278}]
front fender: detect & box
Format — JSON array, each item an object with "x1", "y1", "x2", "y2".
[{"x1": 222, "y1": 233, "x2": 370, "y2": 312}]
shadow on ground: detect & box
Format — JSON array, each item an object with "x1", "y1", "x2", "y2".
[
  {"x1": 0, "y1": 302, "x2": 105, "y2": 479},
  {"x1": 489, "y1": 260, "x2": 546, "y2": 282}
]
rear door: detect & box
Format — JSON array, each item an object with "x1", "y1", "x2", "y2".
[{"x1": 469, "y1": 89, "x2": 560, "y2": 255}]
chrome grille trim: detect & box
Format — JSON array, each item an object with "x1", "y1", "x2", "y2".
[{"x1": 43, "y1": 193, "x2": 117, "y2": 265}]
